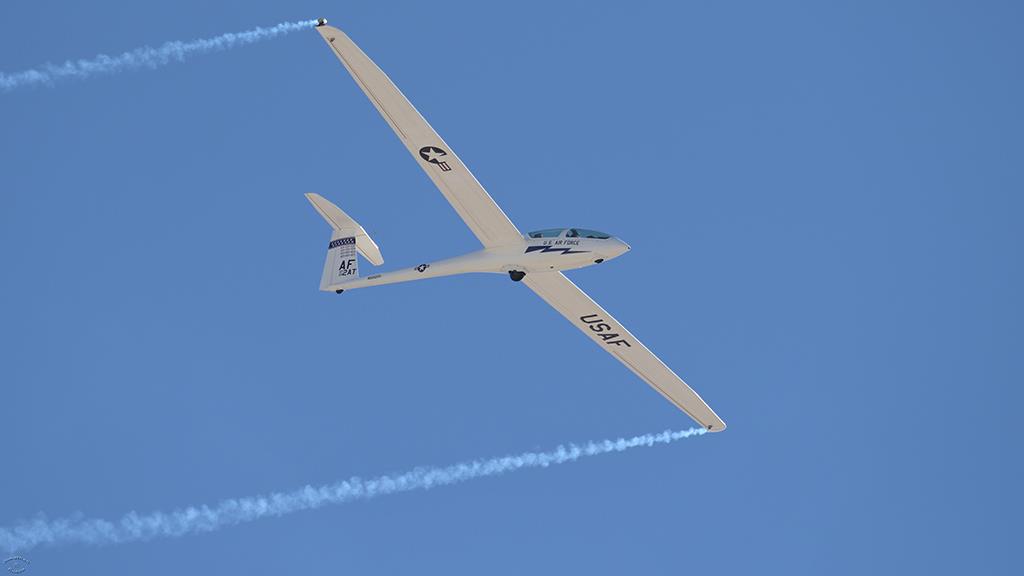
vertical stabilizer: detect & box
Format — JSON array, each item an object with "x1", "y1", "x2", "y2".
[
  {"x1": 306, "y1": 193, "x2": 383, "y2": 291},
  {"x1": 322, "y1": 234, "x2": 359, "y2": 289}
]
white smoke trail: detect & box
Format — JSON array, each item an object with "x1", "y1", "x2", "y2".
[
  {"x1": 0, "y1": 19, "x2": 317, "y2": 92},
  {"x1": 0, "y1": 428, "x2": 706, "y2": 552}
]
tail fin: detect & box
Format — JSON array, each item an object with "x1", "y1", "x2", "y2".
[{"x1": 305, "y1": 193, "x2": 384, "y2": 291}]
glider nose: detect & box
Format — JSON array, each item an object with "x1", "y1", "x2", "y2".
[{"x1": 612, "y1": 238, "x2": 630, "y2": 257}]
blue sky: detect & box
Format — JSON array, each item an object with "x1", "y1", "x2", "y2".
[{"x1": 1, "y1": 0, "x2": 1021, "y2": 574}]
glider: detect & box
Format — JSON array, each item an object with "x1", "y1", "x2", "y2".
[{"x1": 308, "y1": 19, "x2": 726, "y2": 431}]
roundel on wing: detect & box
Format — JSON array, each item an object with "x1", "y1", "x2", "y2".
[{"x1": 418, "y1": 146, "x2": 448, "y2": 164}]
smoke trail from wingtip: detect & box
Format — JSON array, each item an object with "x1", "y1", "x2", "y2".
[
  {"x1": 0, "y1": 427, "x2": 706, "y2": 552},
  {"x1": 0, "y1": 19, "x2": 317, "y2": 92}
]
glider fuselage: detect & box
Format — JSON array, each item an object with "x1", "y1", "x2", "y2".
[{"x1": 331, "y1": 231, "x2": 629, "y2": 291}]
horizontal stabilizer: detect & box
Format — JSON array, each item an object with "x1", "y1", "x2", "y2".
[{"x1": 305, "y1": 193, "x2": 384, "y2": 266}]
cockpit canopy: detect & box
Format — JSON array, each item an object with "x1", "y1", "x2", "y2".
[{"x1": 527, "y1": 228, "x2": 612, "y2": 239}]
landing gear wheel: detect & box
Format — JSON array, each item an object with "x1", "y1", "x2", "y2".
[{"x1": 509, "y1": 270, "x2": 526, "y2": 282}]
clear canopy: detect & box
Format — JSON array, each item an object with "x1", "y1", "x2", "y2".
[
  {"x1": 527, "y1": 228, "x2": 565, "y2": 238},
  {"x1": 567, "y1": 228, "x2": 612, "y2": 239},
  {"x1": 528, "y1": 228, "x2": 612, "y2": 239}
]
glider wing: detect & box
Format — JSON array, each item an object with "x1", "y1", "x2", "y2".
[
  {"x1": 523, "y1": 272, "x2": 727, "y2": 431},
  {"x1": 315, "y1": 24, "x2": 522, "y2": 248}
]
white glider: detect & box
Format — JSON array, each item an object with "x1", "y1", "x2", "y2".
[{"x1": 308, "y1": 19, "x2": 726, "y2": 431}]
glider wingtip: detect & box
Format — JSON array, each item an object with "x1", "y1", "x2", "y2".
[
  {"x1": 315, "y1": 22, "x2": 341, "y2": 38},
  {"x1": 705, "y1": 420, "x2": 727, "y2": 433},
  {"x1": 304, "y1": 192, "x2": 325, "y2": 209}
]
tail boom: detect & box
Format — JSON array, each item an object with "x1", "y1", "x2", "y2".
[{"x1": 324, "y1": 250, "x2": 506, "y2": 292}]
